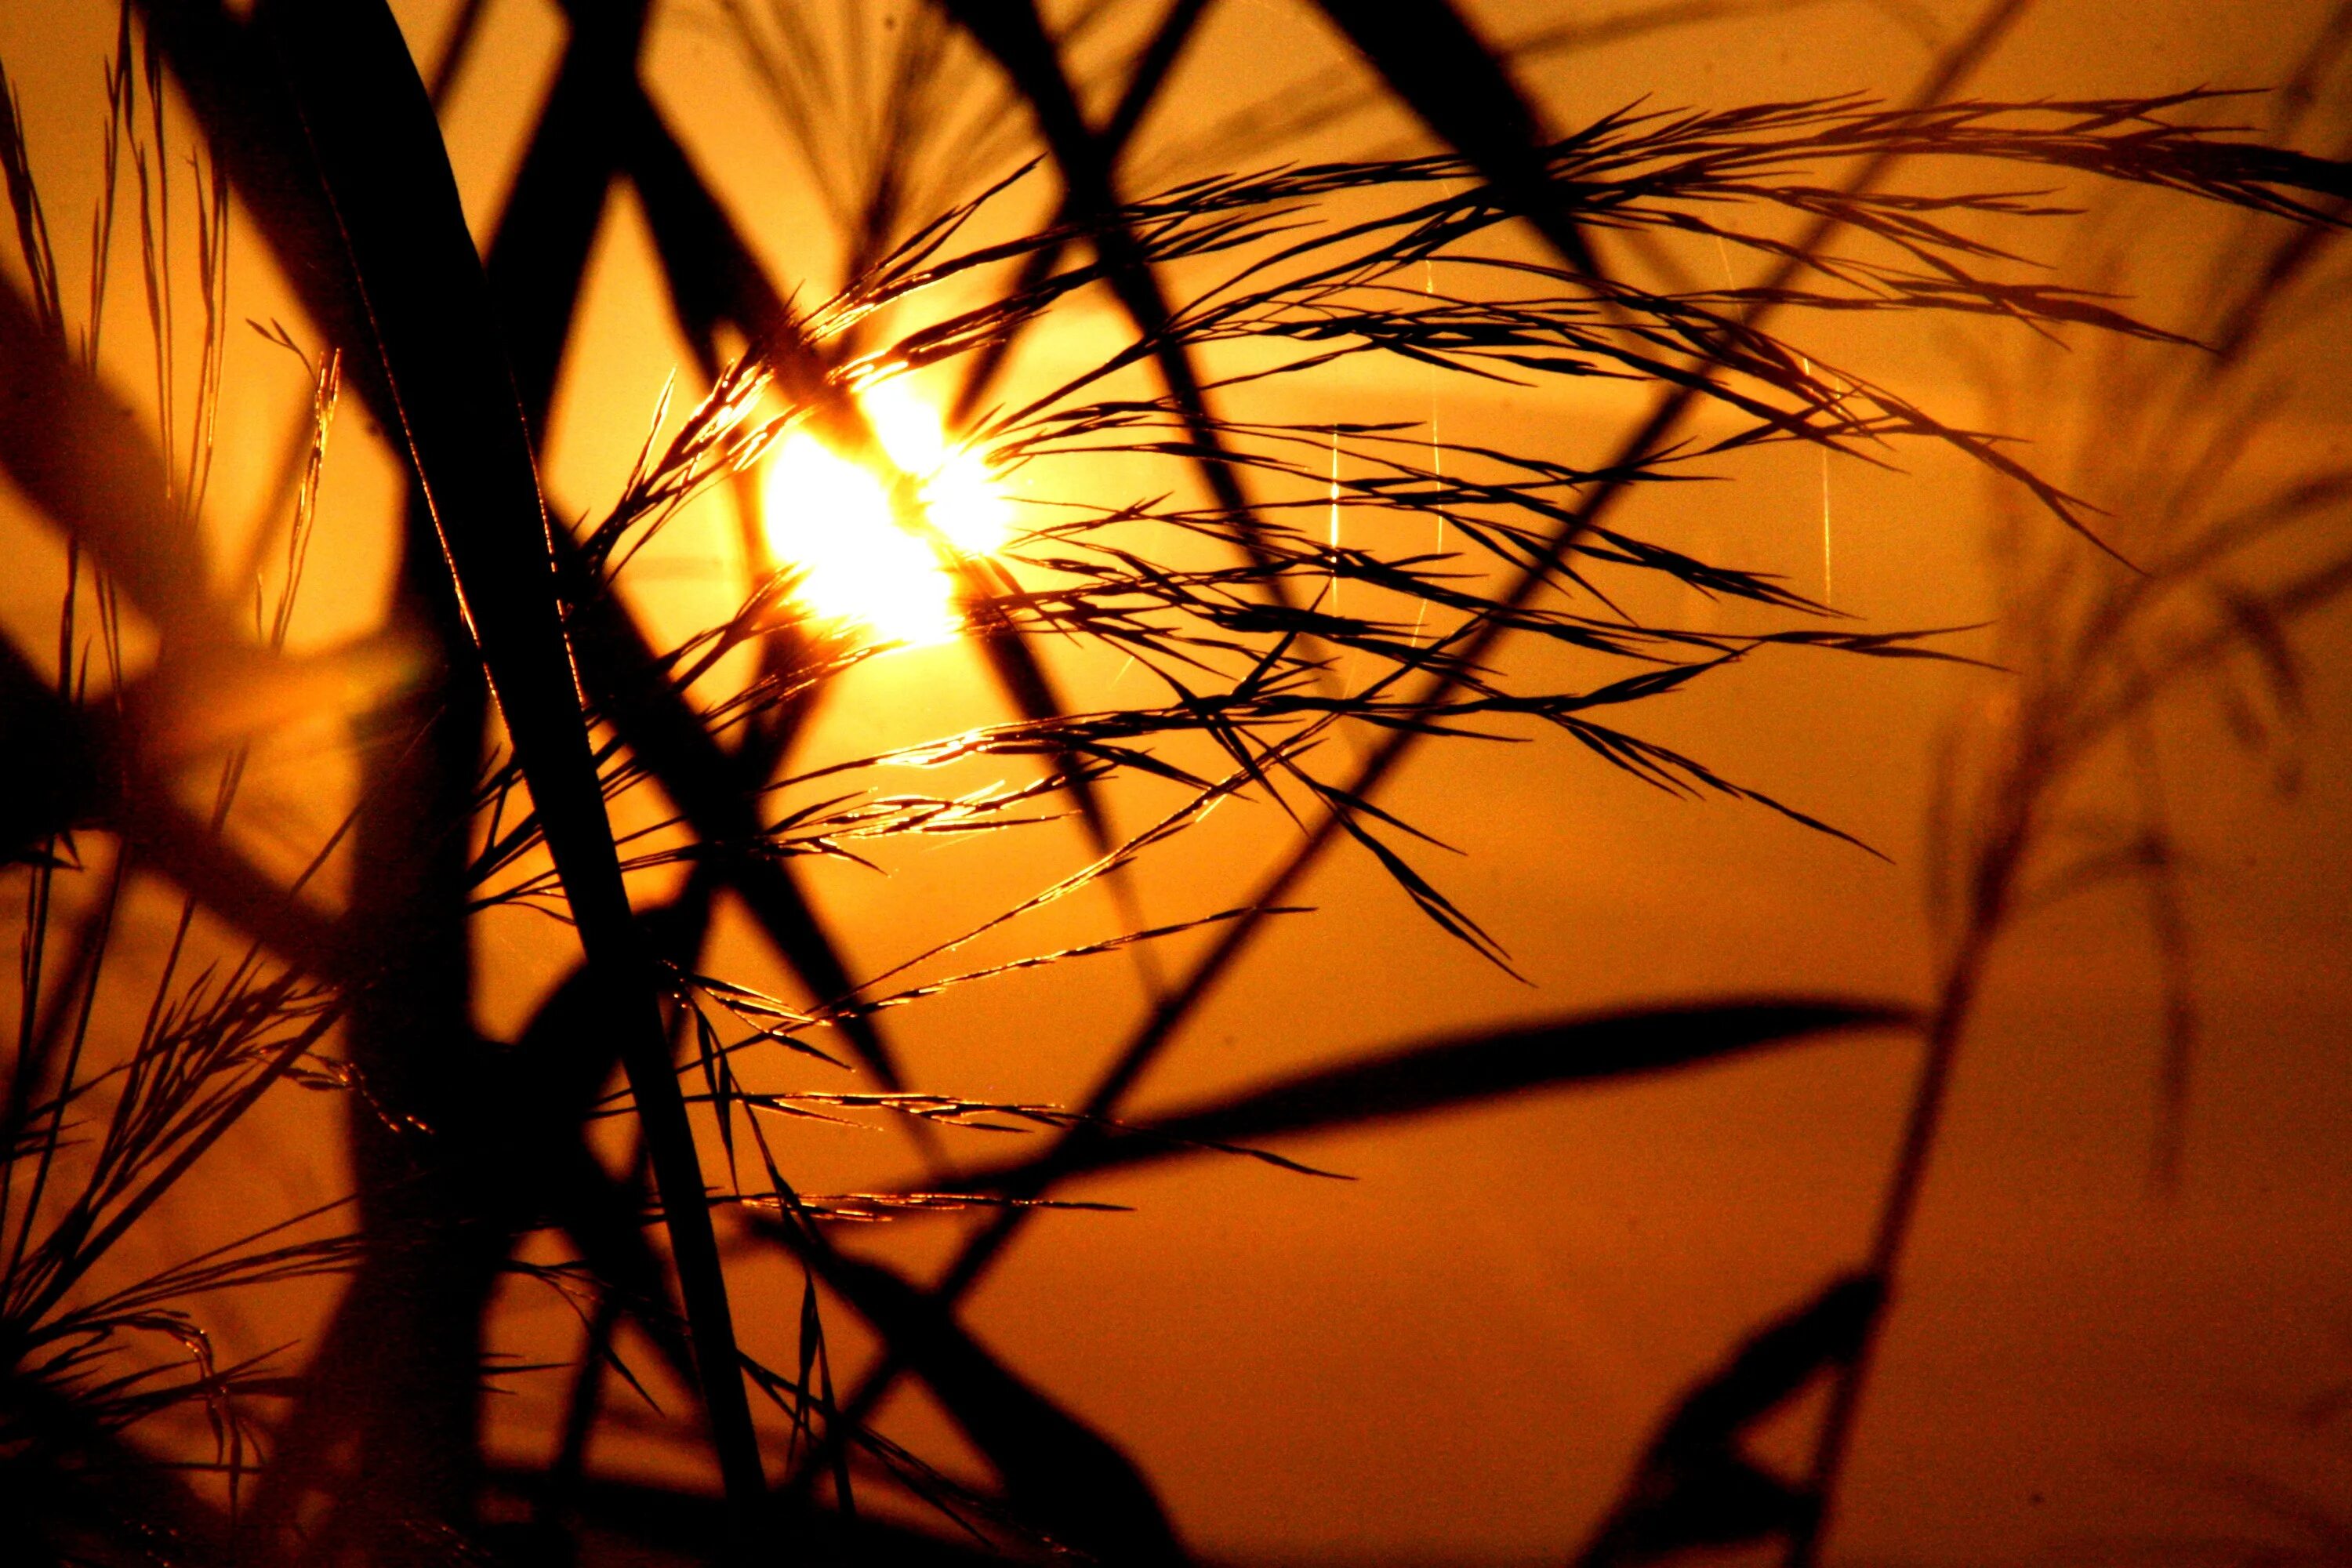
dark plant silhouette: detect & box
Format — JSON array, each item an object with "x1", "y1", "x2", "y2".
[{"x1": 2, "y1": 2, "x2": 2348, "y2": 1565}]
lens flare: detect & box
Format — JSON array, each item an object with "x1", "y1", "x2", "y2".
[{"x1": 761, "y1": 381, "x2": 1011, "y2": 647}]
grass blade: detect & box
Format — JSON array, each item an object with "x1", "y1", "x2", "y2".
[
  {"x1": 946, "y1": 0, "x2": 1212, "y2": 426},
  {"x1": 245, "y1": 0, "x2": 765, "y2": 1522},
  {"x1": 484, "y1": 0, "x2": 655, "y2": 437},
  {"x1": 1313, "y1": 0, "x2": 1597, "y2": 270},
  {"x1": 944, "y1": 0, "x2": 1299, "y2": 602},
  {"x1": 0, "y1": 271, "x2": 206, "y2": 645},
  {"x1": 1577, "y1": 1274, "x2": 1882, "y2": 1568},
  {"x1": 960, "y1": 999, "x2": 1912, "y2": 1189},
  {"x1": 0, "y1": 637, "x2": 354, "y2": 985}
]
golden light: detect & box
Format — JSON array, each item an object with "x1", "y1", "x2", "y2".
[{"x1": 761, "y1": 380, "x2": 1013, "y2": 646}]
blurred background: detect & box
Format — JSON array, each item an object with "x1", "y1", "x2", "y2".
[{"x1": 2, "y1": 2, "x2": 2349, "y2": 1564}]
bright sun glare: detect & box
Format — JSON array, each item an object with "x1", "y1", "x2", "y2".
[{"x1": 761, "y1": 379, "x2": 1013, "y2": 647}]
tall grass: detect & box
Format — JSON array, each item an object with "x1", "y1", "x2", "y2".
[{"x1": 0, "y1": 2, "x2": 2347, "y2": 1564}]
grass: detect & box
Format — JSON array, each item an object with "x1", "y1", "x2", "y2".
[{"x1": 0, "y1": 1, "x2": 2348, "y2": 1564}]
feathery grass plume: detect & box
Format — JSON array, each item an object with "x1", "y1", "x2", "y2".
[
  {"x1": 1789, "y1": 13, "x2": 2352, "y2": 1563},
  {"x1": 2, "y1": 1, "x2": 2349, "y2": 1562}
]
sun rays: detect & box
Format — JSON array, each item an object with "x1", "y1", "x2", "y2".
[{"x1": 762, "y1": 377, "x2": 1013, "y2": 646}]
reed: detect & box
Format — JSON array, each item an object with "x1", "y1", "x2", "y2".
[{"x1": 1, "y1": 2, "x2": 2347, "y2": 1564}]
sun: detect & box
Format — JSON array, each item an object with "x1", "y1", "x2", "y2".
[{"x1": 761, "y1": 379, "x2": 1012, "y2": 647}]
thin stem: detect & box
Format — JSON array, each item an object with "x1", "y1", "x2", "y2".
[{"x1": 1786, "y1": 936, "x2": 1984, "y2": 1568}]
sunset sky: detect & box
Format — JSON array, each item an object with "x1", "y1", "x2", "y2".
[{"x1": 2, "y1": 2, "x2": 2349, "y2": 1563}]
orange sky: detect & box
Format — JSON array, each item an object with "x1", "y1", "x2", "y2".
[{"x1": 2, "y1": 2, "x2": 2350, "y2": 1563}]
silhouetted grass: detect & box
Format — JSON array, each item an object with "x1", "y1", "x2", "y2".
[{"x1": 1, "y1": 2, "x2": 2348, "y2": 1565}]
